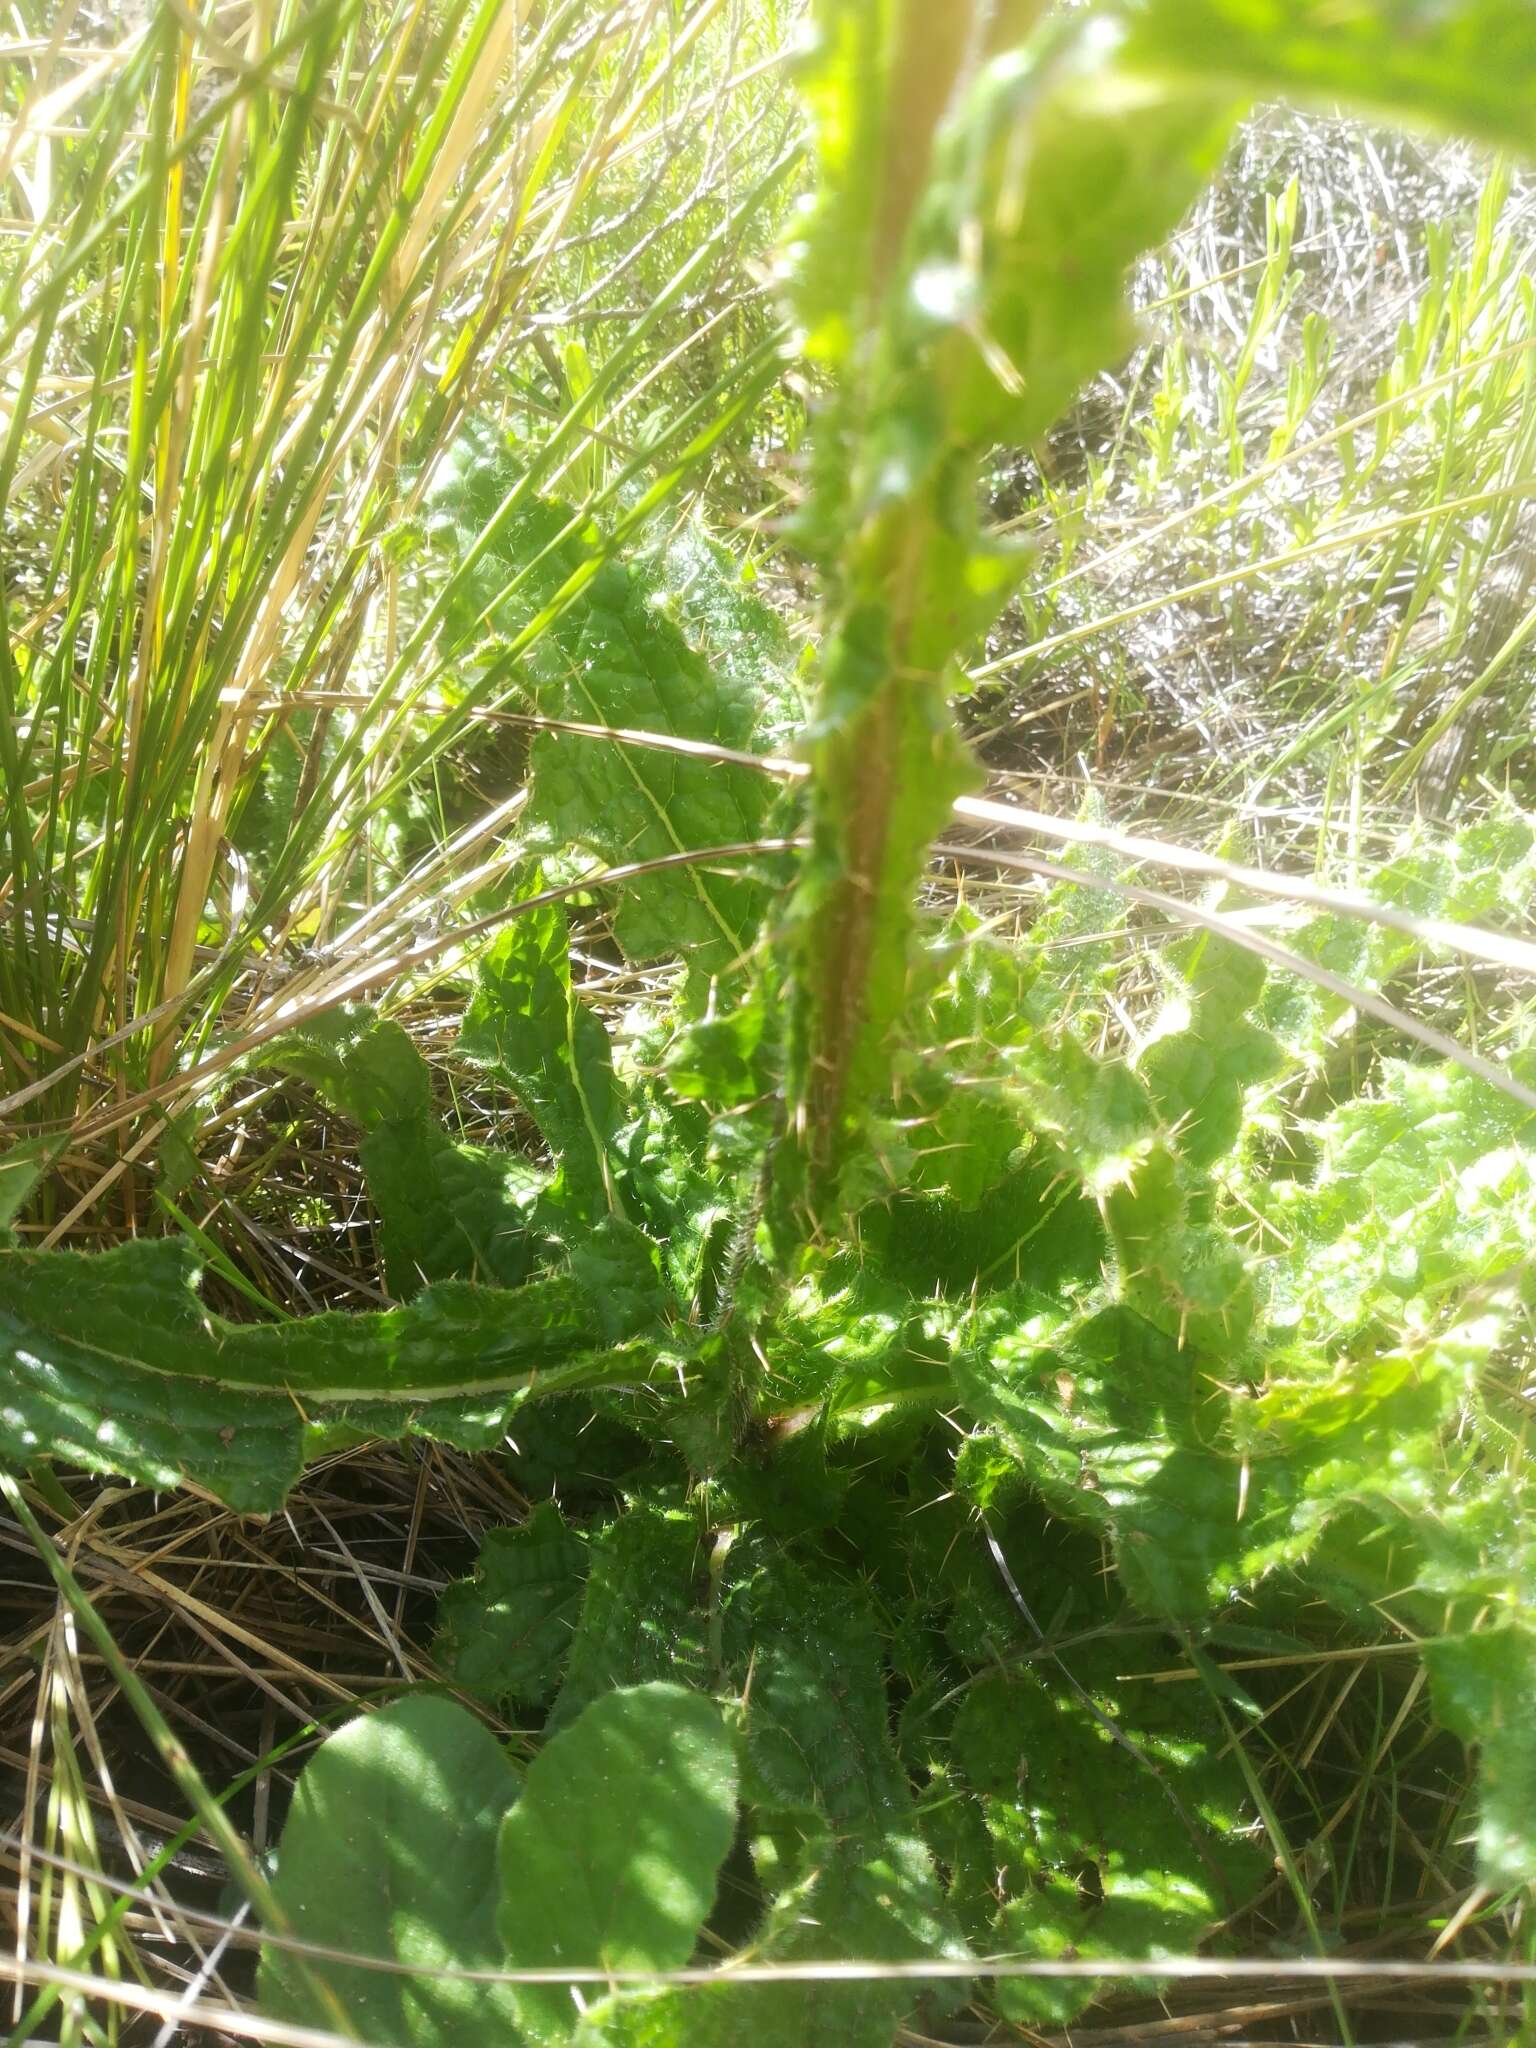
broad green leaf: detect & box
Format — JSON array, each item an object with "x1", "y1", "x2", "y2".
[
  {"x1": 723, "y1": 1554, "x2": 965, "y2": 2043},
  {"x1": 498, "y1": 1682, "x2": 738, "y2": 2044},
  {"x1": 519, "y1": 525, "x2": 792, "y2": 976},
  {"x1": 461, "y1": 882, "x2": 623, "y2": 1219},
  {"x1": 896, "y1": 929, "x2": 1041, "y2": 1209},
  {"x1": 257, "y1": 1007, "x2": 432, "y2": 1127},
  {"x1": 1107, "y1": 1147, "x2": 1257, "y2": 1357},
  {"x1": 577, "y1": 1551, "x2": 965, "y2": 2048},
  {"x1": 1121, "y1": 0, "x2": 1536, "y2": 155},
  {"x1": 0, "y1": 1236, "x2": 665, "y2": 1514},
  {"x1": 572, "y1": 1838, "x2": 956, "y2": 2048},
  {"x1": 949, "y1": 1640, "x2": 1267, "y2": 2026},
  {"x1": 259, "y1": 1695, "x2": 521, "y2": 2048},
  {"x1": 864, "y1": 1147, "x2": 1105, "y2": 1300},
  {"x1": 360, "y1": 1121, "x2": 545, "y2": 1295},
  {"x1": 435, "y1": 1502, "x2": 590, "y2": 1715}
]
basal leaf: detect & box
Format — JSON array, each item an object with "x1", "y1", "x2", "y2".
[
  {"x1": 722, "y1": 1552, "x2": 965, "y2": 2042},
  {"x1": 435, "y1": 1502, "x2": 590, "y2": 1715},
  {"x1": 259, "y1": 1695, "x2": 521, "y2": 2048},
  {"x1": 360, "y1": 1121, "x2": 545, "y2": 1295},
  {"x1": 498, "y1": 1682, "x2": 738, "y2": 2044},
  {"x1": 577, "y1": 1545, "x2": 966, "y2": 2048},
  {"x1": 0, "y1": 1236, "x2": 665, "y2": 1514}
]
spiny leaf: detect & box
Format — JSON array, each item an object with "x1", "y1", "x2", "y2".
[
  {"x1": 895, "y1": 18, "x2": 1239, "y2": 454},
  {"x1": 948, "y1": 1639, "x2": 1267, "y2": 2026},
  {"x1": 0, "y1": 1236, "x2": 665, "y2": 1514},
  {"x1": 550, "y1": 1505, "x2": 712, "y2": 1728},
  {"x1": 498, "y1": 1682, "x2": 738, "y2": 2045},
  {"x1": 435, "y1": 1501, "x2": 590, "y2": 1715},
  {"x1": 952, "y1": 1299, "x2": 1251, "y2": 1618},
  {"x1": 256, "y1": 1007, "x2": 432, "y2": 1127},
  {"x1": 259, "y1": 1695, "x2": 522, "y2": 2048},
  {"x1": 360, "y1": 1121, "x2": 545, "y2": 1296},
  {"x1": 461, "y1": 878, "x2": 624, "y2": 1220},
  {"x1": 578, "y1": 1547, "x2": 965, "y2": 2048},
  {"x1": 721, "y1": 1551, "x2": 965, "y2": 2042},
  {"x1": 257, "y1": 1007, "x2": 541, "y2": 1293}
]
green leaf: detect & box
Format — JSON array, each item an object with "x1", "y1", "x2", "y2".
[
  {"x1": 953, "y1": 1301, "x2": 1249, "y2": 1619},
  {"x1": 1425, "y1": 1622, "x2": 1531, "y2": 1892},
  {"x1": 0, "y1": 1236, "x2": 665, "y2": 1514},
  {"x1": 1136, "y1": 942, "x2": 1284, "y2": 1172},
  {"x1": 435, "y1": 1503, "x2": 590, "y2": 1715},
  {"x1": 1266, "y1": 1059, "x2": 1536, "y2": 1347},
  {"x1": 577, "y1": 1552, "x2": 966, "y2": 2048},
  {"x1": 360, "y1": 1122, "x2": 545, "y2": 1296},
  {"x1": 498, "y1": 1682, "x2": 738, "y2": 2044},
  {"x1": 897, "y1": 928, "x2": 1040, "y2": 1209},
  {"x1": 257, "y1": 1007, "x2": 541, "y2": 1294},
  {"x1": 551, "y1": 1506, "x2": 712, "y2": 1729},
  {"x1": 0, "y1": 1135, "x2": 64, "y2": 1233},
  {"x1": 898, "y1": 18, "x2": 1241, "y2": 455},
  {"x1": 949, "y1": 1639, "x2": 1267, "y2": 2026},
  {"x1": 724, "y1": 1554, "x2": 965, "y2": 2042},
  {"x1": 461, "y1": 883, "x2": 624, "y2": 1220},
  {"x1": 427, "y1": 451, "x2": 795, "y2": 980},
  {"x1": 257, "y1": 1007, "x2": 433, "y2": 1127},
  {"x1": 1425, "y1": 1622, "x2": 1536, "y2": 1888},
  {"x1": 259, "y1": 1695, "x2": 521, "y2": 2048},
  {"x1": 1121, "y1": 0, "x2": 1536, "y2": 156},
  {"x1": 521, "y1": 531, "x2": 791, "y2": 976}
]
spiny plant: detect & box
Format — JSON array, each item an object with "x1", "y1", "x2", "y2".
[{"x1": 3, "y1": 2, "x2": 1536, "y2": 2044}]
